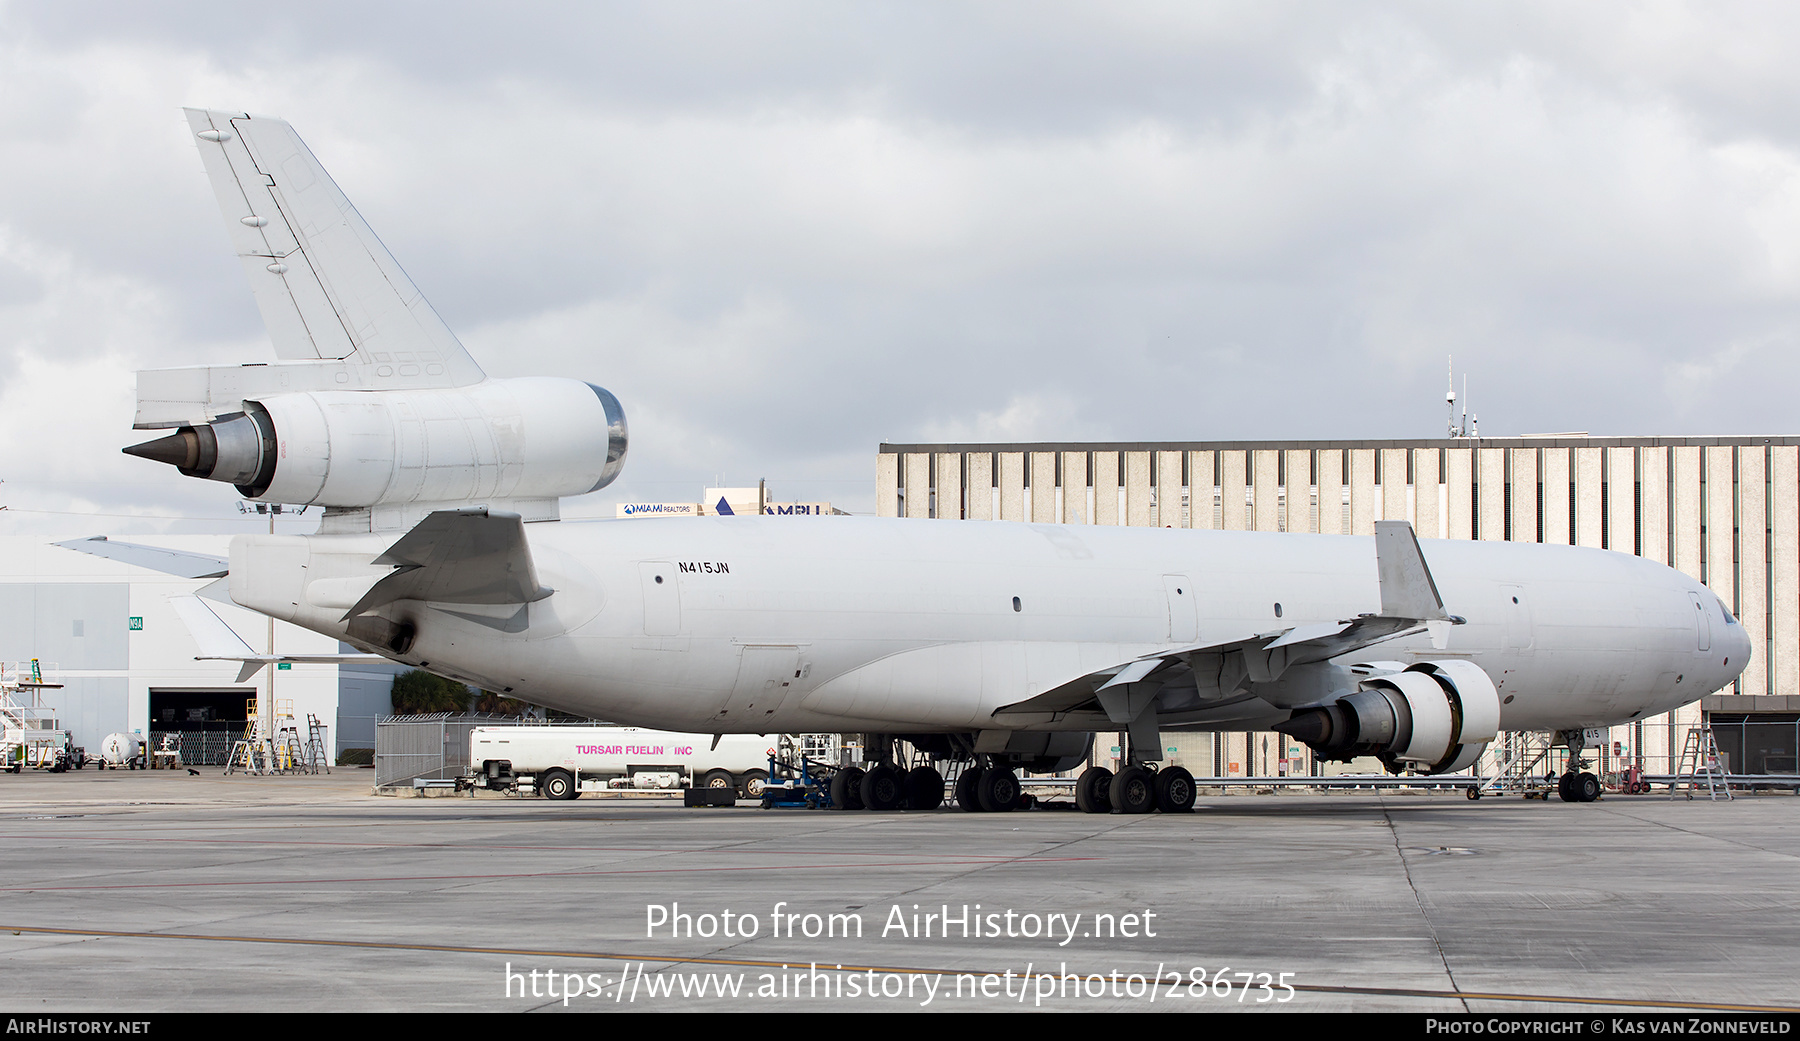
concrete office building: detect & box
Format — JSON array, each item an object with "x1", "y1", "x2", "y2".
[{"x1": 876, "y1": 436, "x2": 1800, "y2": 780}]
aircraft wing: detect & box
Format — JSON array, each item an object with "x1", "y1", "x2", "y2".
[
  {"x1": 54, "y1": 536, "x2": 229, "y2": 579},
  {"x1": 995, "y1": 520, "x2": 1460, "y2": 717},
  {"x1": 344, "y1": 507, "x2": 553, "y2": 619}
]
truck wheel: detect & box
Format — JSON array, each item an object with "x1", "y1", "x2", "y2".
[
  {"x1": 541, "y1": 770, "x2": 576, "y2": 800},
  {"x1": 701, "y1": 769, "x2": 736, "y2": 792},
  {"x1": 742, "y1": 770, "x2": 768, "y2": 798}
]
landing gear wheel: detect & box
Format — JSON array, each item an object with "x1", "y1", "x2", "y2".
[
  {"x1": 1576, "y1": 772, "x2": 1601, "y2": 802},
  {"x1": 830, "y1": 767, "x2": 866, "y2": 810},
  {"x1": 978, "y1": 766, "x2": 1021, "y2": 812},
  {"x1": 956, "y1": 767, "x2": 987, "y2": 811},
  {"x1": 1154, "y1": 766, "x2": 1196, "y2": 813},
  {"x1": 742, "y1": 770, "x2": 768, "y2": 799},
  {"x1": 1075, "y1": 766, "x2": 1114, "y2": 814},
  {"x1": 540, "y1": 769, "x2": 576, "y2": 801},
  {"x1": 1557, "y1": 772, "x2": 1577, "y2": 802},
  {"x1": 861, "y1": 764, "x2": 904, "y2": 811},
  {"x1": 904, "y1": 766, "x2": 945, "y2": 810},
  {"x1": 1110, "y1": 765, "x2": 1156, "y2": 814}
]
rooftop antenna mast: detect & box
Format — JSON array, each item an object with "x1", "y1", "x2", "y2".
[
  {"x1": 1446, "y1": 357, "x2": 1457, "y2": 438},
  {"x1": 1446, "y1": 357, "x2": 1476, "y2": 438}
]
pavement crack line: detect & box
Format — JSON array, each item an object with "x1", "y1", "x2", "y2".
[{"x1": 1377, "y1": 794, "x2": 1469, "y2": 1013}]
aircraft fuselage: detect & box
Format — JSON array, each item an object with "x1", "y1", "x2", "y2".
[{"x1": 229, "y1": 517, "x2": 1746, "y2": 736}]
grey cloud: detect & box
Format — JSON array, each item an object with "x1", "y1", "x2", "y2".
[{"x1": 2, "y1": 3, "x2": 1799, "y2": 527}]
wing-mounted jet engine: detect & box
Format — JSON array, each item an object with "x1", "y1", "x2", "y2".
[
  {"x1": 123, "y1": 110, "x2": 625, "y2": 532},
  {"x1": 1276, "y1": 658, "x2": 1500, "y2": 776}
]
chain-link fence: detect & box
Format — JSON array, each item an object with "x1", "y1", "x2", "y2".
[
  {"x1": 374, "y1": 714, "x2": 605, "y2": 788},
  {"x1": 147, "y1": 730, "x2": 239, "y2": 767}
]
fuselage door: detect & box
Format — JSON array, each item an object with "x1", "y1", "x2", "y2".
[
  {"x1": 1502, "y1": 584, "x2": 1535, "y2": 656},
  {"x1": 715, "y1": 644, "x2": 802, "y2": 723},
  {"x1": 1688, "y1": 591, "x2": 1712, "y2": 652},
  {"x1": 639, "y1": 561, "x2": 682, "y2": 636},
  {"x1": 1164, "y1": 575, "x2": 1198, "y2": 643}
]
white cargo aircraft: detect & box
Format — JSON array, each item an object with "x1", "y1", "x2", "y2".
[{"x1": 85, "y1": 110, "x2": 1749, "y2": 814}]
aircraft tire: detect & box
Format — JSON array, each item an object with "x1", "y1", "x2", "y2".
[
  {"x1": 1557, "y1": 773, "x2": 1577, "y2": 802},
  {"x1": 831, "y1": 767, "x2": 866, "y2": 810},
  {"x1": 1154, "y1": 766, "x2": 1196, "y2": 813},
  {"x1": 905, "y1": 766, "x2": 945, "y2": 811},
  {"x1": 861, "y1": 764, "x2": 904, "y2": 811},
  {"x1": 978, "y1": 767, "x2": 1020, "y2": 812},
  {"x1": 1577, "y1": 772, "x2": 1601, "y2": 802},
  {"x1": 1110, "y1": 766, "x2": 1156, "y2": 814},
  {"x1": 955, "y1": 767, "x2": 987, "y2": 812},
  {"x1": 1075, "y1": 767, "x2": 1113, "y2": 813}
]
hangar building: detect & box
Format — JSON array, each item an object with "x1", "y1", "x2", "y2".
[
  {"x1": 877, "y1": 435, "x2": 1800, "y2": 780},
  {"x1": 0, "y1": 535, "x2": 401, "y2": 764}
]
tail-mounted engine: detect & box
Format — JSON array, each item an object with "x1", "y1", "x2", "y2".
[
  {"x1": 124, "y1": 377, "x2": 626, "y2": 510},
  {"x1": 1277, "y1": 660, "x2": 1499, "y2": 775}
]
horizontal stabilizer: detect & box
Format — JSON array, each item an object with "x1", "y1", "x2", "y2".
[
  {"x1": 169, "y1": 595, "x2": 257, "y2": 658},
  {"x1": 54, "y1": 537, "x2": 229, "y2": 579},
  {"x1": 346, "y1": 508, "x2": 553, "y2": 618},
  {"x1": 169, "y1": 595, "x2": 388, "y2": 681}
]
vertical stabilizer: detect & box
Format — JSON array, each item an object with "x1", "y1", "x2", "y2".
[{"x1": 182, "y1": 108, "x2": 484, "y2": 387}]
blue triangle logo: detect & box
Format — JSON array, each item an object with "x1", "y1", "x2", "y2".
[{"x1": 715, "y1": 497, "x2": 735, "y2": 516}]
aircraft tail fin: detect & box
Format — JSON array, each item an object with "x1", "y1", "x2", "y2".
[{"x1": 181, "y1": 108, "x2": 484, "y2": 386}]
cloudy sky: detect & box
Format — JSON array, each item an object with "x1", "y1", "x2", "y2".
[{"x1": 2, "y1": 2, "x2": 1798, "y2": 535}]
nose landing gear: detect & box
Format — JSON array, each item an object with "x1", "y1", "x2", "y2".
[
  {"x1": 1553, "y1": 729, "x2": 1602, "y2": 803},
  {"x1": 1557, "y1": 770, "x2": 1602, "y2": 802}
]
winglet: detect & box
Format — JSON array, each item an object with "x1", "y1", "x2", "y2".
[{"x1": 1373, "y1": 521, "x2": 1450, "y2": 621}]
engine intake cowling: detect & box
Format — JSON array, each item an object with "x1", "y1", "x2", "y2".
[{"x1": 1277, "y1": 660, "x2": 1499, "y2": 775}]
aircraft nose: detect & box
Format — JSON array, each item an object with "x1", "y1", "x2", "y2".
[{"x1": 1729, "y1": 619, "x2": 1752, "y2": 679}]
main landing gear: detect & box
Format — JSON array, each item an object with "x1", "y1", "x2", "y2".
[
  {"x1": 953, "y1": 763, "x2": 1025, "y2": 812},
  {"x1": 1074, "y1": 763, "x2": 1196, "y2": 814},
  {"x1": 828, "y1": 762, "x2": 945, "y2": 811}
]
